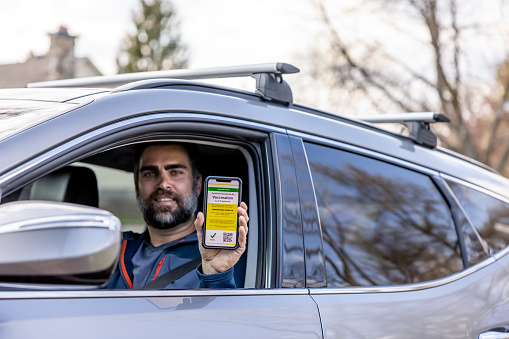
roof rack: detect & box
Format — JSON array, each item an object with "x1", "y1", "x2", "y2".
[
  {"x1": 355, "y1": 112, "x2": 450, "y2": 148},
  {"x1": 26, "y1": 62, "x2": 300, "y2": 104}
]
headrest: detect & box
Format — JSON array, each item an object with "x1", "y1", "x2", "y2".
[{"x1": 27, "y1": 166, "x2": 99, "y2": 207}]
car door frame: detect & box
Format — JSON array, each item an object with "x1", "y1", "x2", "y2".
[{"x1": 0, "y1": 110, "x2": 324, "y2": 338}]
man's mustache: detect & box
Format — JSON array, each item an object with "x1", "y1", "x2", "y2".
[{"x1": 149, "y1": 189, "x2": 180, "y2": 202}]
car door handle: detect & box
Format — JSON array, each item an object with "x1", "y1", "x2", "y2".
[{"x1": 479, "y1": 327, "x2": 509, "y2": 339}]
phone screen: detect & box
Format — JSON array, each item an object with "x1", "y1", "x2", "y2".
[{"x1": 203, "y1": 177, "x2": 241, "y2": 249}]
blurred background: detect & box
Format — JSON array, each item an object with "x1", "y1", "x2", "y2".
[{"x1": 1, "y1": 0, "x2": 509, "y2": 176}]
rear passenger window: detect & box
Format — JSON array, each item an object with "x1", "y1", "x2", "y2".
[
  {"x1": 448, "y1": 181, "x2": 509, "y2": 254},
  {"x1": 305, "y1": 142, "x2": 463, "y2": 287}
]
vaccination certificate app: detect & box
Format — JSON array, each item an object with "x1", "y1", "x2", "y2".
[{"x1": 204, "y1": 178, "x2": 239, "y2": 248}]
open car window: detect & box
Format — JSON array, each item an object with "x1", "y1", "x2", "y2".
[{"x1": 0, "y1": 139, "x2": 260, "y2": 289}]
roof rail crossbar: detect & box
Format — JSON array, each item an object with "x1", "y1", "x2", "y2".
[
  {"x1": 26, "y1": 62, "x2": 300, "y2": 104},
  {"x1": 356, "y1": 112, "x2": 450, "y2": 148}
]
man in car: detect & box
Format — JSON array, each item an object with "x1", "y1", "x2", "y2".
[{"x1": 104, "y1": 142, "x2": 249, "y2": 289}]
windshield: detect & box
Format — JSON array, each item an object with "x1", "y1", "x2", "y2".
[
  {"x1": 0, "y1": 100, "x2": 79, "y2": 141},
  {"x1": 0, "y1": 88, "x2": 108, "y2": 141}
]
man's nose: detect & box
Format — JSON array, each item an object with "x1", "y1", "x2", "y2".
[{"x1": 157, "y1": 172, "x2": 173, "y2": 190}]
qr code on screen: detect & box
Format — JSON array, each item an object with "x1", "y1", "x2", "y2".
[{"x1": 223, "y1": 232, "x2": 233, "y2": 243}]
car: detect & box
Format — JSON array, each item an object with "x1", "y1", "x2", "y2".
[{"x1": 1, "y1": 62, "x2": 509, "y2": 338}]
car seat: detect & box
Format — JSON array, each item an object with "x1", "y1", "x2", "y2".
[{"x1": 19, "y1": 166, "x2": 99, "y2": 207}]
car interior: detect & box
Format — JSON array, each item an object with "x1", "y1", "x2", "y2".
[{"x1": 1, "y1": 139, "x2": 259, "y2": 289}]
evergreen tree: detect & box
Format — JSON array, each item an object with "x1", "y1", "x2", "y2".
[{"x1": 117, "y1": 0, "x2": 188, "y2": 73}]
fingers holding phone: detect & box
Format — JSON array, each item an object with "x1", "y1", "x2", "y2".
[{"x1": 237, "y1": 201, "x2": 249, "y2": 251}]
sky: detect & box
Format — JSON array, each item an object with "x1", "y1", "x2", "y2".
[
  {"x1": 0, "y1": 0, "x2": 321, "y2": 76},
  {"x1": 1, "y1": 0, "x2": 507, "y2": 112}
]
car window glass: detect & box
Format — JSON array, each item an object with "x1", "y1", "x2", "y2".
[
  {"x1": 304, "y1": 142, "x2": 463, "y2": 287},
  {"x1": 0, "y1": 100, "x2": 75, "y2": 141},
  {"x1": 452, "y1": 204, "x2": 489, "y2": 267},
  {"x1": 447, "y1": 181, "x2": 509, "y2": 254}
]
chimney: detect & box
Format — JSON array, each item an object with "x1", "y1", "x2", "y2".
[{"x1": 46, "y1": 26, "x2": 77, "y2": 80}]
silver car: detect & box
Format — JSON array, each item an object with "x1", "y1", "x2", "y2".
[{"x1": 1, "y1": 63, "x2": 509, "y2": 338}]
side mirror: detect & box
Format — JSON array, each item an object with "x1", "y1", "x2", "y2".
[{"x1": 0, "y1": 201, "x2": 121, "y2": 287}]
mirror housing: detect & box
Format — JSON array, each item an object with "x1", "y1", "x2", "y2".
[{"x1": 0, "y1": 201, "x2": 121, "y2": 287}]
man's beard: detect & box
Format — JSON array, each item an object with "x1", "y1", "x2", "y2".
[{"x1": 138, "y1": 188, "x2": 198, "y2": 230}]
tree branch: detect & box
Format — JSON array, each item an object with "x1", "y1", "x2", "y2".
[{"x1": 317, "y1": 0, "x2": 415, "y2": 112}]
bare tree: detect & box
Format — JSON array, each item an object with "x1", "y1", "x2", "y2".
[{"x1": 311, "y1": 0, "x2": 509, "y2": 174}]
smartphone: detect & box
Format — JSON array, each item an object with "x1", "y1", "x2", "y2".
[{"x1": 202, "y1": 176, "x2": 242, "y2": 250}]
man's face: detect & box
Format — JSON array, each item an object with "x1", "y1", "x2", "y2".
[{"x1": 136, "y1": 144, "x2": 201, "y2": 229}]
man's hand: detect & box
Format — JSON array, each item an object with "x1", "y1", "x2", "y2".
[{"x1": 195, "y1": 202, "x2": 249, "y2": 275}]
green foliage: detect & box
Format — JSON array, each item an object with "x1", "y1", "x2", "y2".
[{"x1": 117, "y1": 0, "x2": 188, "y2": 73}]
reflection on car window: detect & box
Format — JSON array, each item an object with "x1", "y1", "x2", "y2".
[
  {"x1": 305, "y1": 142, "x2": 463, "y2": 287},
  {"x1": 448, "y1": 181, "x2": 509, "y2": 254}
]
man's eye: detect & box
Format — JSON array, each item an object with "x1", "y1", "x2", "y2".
[
  {"x1": 143, "y1": 172, "x2": 155, "y2": 177},
  {"x1": 171, "y1": 170, "x2": 184, "y2": 176}
]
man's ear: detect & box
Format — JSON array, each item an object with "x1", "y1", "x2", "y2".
[{"x1": 196, "y1": 176, "x2": 203, "y2": 196}]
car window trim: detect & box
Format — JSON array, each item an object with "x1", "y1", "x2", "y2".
[
  {"x1": 0, "y1": 287, "x2": 312, "y2": 300},
  {"x1": 441, "y1": 173, "x2": 509, "y2": 206},
  {"x1": 0, "y1": 117, "x2": 275, "y2": 290},
  {"x1": 272, "y1": 133, "x2": 306, "y2": 288},
  {"x1": 308, "y1": 255, "x2": 497, "y2": 295},
  {"x1": 0, "y1": 114, "x2": 282, "y2": 194},
  {"x1": 289, "y1": 130, "x2": 440, "y2": 178},
  {"x1": 288, "y1": 135, "x2": 326, "y2": 288},
  {"x1": 432, "y1": 176, "x2": 476, "y2": 268}
]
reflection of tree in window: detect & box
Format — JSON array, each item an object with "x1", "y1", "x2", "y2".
[
  {"x1": 448, "y1": 181, "x2": 509, "y2": 253},
  {"x1": 305, "y1": 143, "x2": 462, "y2": 287}
]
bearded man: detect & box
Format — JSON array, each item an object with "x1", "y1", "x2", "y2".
[{"x1": 104, "y1": 142, "x2": 249, "y2": 289}]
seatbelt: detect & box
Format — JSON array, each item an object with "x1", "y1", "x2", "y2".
[{"x1": 141, "y1": 257, "x2": 202, "y2": 290}]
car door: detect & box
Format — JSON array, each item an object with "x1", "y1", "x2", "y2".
[
  {"x1": 0, "y1": 95, "x2": 323, "y2": 338},
  {"x1": 288, "y1": 133, "x2": 509, "y2": 339}
]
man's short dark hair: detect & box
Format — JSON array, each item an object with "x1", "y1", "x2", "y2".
[{"x1": 133, "y1": 142, "x2": 202, "y2": 195}]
